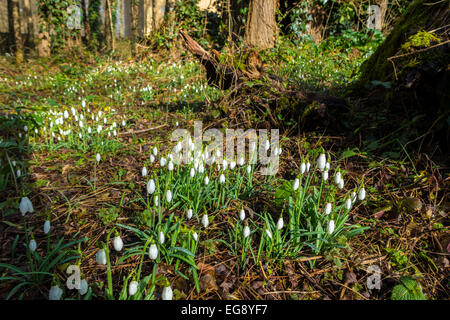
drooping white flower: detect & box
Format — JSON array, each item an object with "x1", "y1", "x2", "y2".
[
  {"x1": 239, "y1": 209, "x2": 245, "y2": 221},
  {"x1": 306, "y1": 162, "x2": 311, "y2": 172},
  {"x1": 186, "y1": 209, "x2": 193, "y2": 220},
  {"x1": 166, "y1": 190, "x2": 172, "y2": 203},
  {"x1": 162, "y1": 285, "x2": 173, "y2": 300},
  {"x1": 338, "y1": 179, "x2": 344, "y2": 189},
  {"x1": 147, "y1": 179, "x2": 155, "y2": 194},
  {"x1": 222, "y1": 159, "x2": 228, "y2": 170},
  {"x1": 154, "y1": 195, "x2": 159, "y2": 207},
  {"x1": 193, "y1": 232, "x2": 198, "y2": 241},
  {"x1": 204, "y1": 176, "x2": 209, "y2": 185},
  {"x1": 247, "y1": 165, "x2": 252, "y2": 174},
  {"x1": 327, "y1": 220, "x2": 335, "y2": 234},
  {"x1": 96, "y1": 249, "x2": 107, "y2": 265},
  {"x1": 265, "y1": 229, "x2": 273, "y2": 239},
  {"x1": 243, "y1": 226, "x2": 250, "y2": 238},
  {"x1": 345, "y1": 198, "x2": 352, "y2": 210},
  {"x1": 128, "y1": 280, "x2": 138, "y2": 296},
  {"x1": 334, "y1": 172, "x2": 342, "y2": 185},
  {"x1": 160, "y1": 157, "x2": 166, "y2": 167},
  {"x1": 150, "y1": 154, "x2": 155, "y2": 163},
  {"x1": 317, "y1": 154, "x2": 326, "y2": 171},
  {"x1": 96, "y1": 153, "x2": 101, "y2": 162},
  {"x1": 351, "y1": 191, "x2": 357, "y2": 203},
  {"x1": 326, "y1": 162, "x2": 330, "y2": 171},
  {"x1": 202, "y1": 214, "x2": 209, "y2": 228},
  {"x1": 29, "y1": 239, "x2": 37, "y2": 252},
  {"x1": 159, "y1": 231, "x2": 165, "y2": 244},
  {"x1": 49, "y1": 285, "x2": 63, "y2": 300},
  {"x1": 293, "y1": 178, "x2": 300, "y2": 191},
  {"x1": 79, "y1": 279, "x2": 88, "y2": 295},
  {"x1": 277, "y1": 217, "x2": 284, "y2": 230},
  {"x1": 219, "y1": 174, "x2": 225, "y2": 184},
  {"x1": 238, "y1": 156, "x2": 245, "y2": 166},
  {"x1": 358, "y1": 188, "x2": 366, "y2": 201},
  {"x1": 149, "y1": 243, "x2": 158, "y2": 260},
  {"x1": 325, "y1": 203, "x2": 332, "y2": 215},
  {"x1": 44, "y1": 220, "x2": 51, "y2": 234},
  {"x1": 19, "y1": 196, "x2": 34, "y2": 216},
  {"x1": 168, "y1": 161, "x2": 174, "y2": 171},
  {"x1": 190, "y1": 167, "x2": 195, "y2": 178},
  {"x1": 113, "y1": 236, "x2": 123, "y2": 252},
  {"x1": 322, "y1": 170, "x2": 329, "y2": 181},
  {"x1": 142, "y1": 166, "x2": 148, "y2": 177},
  {"x1": 300, "y1": 163, "x2": 306, "y2": 174}
]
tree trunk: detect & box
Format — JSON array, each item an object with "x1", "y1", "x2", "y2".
[
  {"x1": 10, "y1": 0, "x2": 23, "y2": 63},
  {"x1": 244, "y1": 0, "x2": 277, "y2": 49},
  {"x1": 104, "y1": 0, "x2": 114, "y2": 51},
  {"x1": 82, "y1": 0, "x2": 91, "y2": 44},
  {"x1": 152, "y1": 0, "x2": 166, "y2": 31},
  {"x1": 131, "y1": 0, "x2": 137, "y2": 55}
]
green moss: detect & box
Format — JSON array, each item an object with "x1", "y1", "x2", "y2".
[{"x1": 401, "y1": 31, "x2": 440, "y2": 52}]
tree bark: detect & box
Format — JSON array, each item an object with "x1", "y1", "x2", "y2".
[
  {"x1": 10, "y1": 0, "x2": 23, "y2": 63},
  {"x1": 82, "y1": 0, "x2": 91, "y2": 44},
  {"x1": 244, "y1": 0, "x2": 277, "y2": 49},
  {"x1": 104, "y1": 0, "x2": 114, "y2": 51}
]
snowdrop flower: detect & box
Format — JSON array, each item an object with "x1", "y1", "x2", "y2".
[
  {"x1": 202, "y1": 214, "x2": 209, "y2": 228},
  {"x1": 128, "y1": 280, "x2": 138, "y2": 296},
  {"x1": 338, "y1": 179, "x2": 344, "y2": 189},
  {"x1": 79, "y1": 279, "x2": 88, "y2": 295},
  {"x1": 160, "y1": 157, "x2": 166, "y2": 167},
  {"x1": 293, "y1": 178, "x2": 300, "y2": 191},
  {"x1": 186, "y1": 209, "x2": 193, "y2": 220},
  {"x1": 300, "y1": 163, "x2": 306, "y2": 174},
  {"x1": 193, "y1": 232, "x2": 198, "y2": 241},
  {"x1": 204, "y1": 176, "x2": 209, "y2": 185},
  {"x1": 147, "y1": 179, "x2": 155, "y2": 194},
  {"x1": 162, "y1": 285, "x2": 173, "y2": 300},
  {"x1": 96, "y1": 249, "x2": 107, "y2": 265},
  {"x1": 96, "y1": 153, "x2": 101, "y2": 162},
  {"x1": 326, "y1": 162, "x2": 330, "y2": 171},
  {"x1": 150, "y1": 154, "x2": 155, "y2": 163},
  {"x1": 199, "y1": 163, "x2": 205, "y2": 173},
  {"x1": 149, "y1": 243, "x2": 158, "y2": 260},
  {"x1": 159, "y1": 231, "x2": 165, "y2": 244},
  {"x1": 317, "y1": 154, "x2": 326, "y2": 171},
  {"x1": 265, "y1": 229, "x2": 273, "y2": 239},
  {"x1": 19, "y1": 196, "x2": 34, "y2": 216},
  {"x1": 243, "y1": 225, "x2": 250, "y2": 238},
  {"x1": 334, "y1": 172, "x2": 342, "y2": 185},
  {"x1": 306, "y1": 162, "x2": 311, "y2": 172},
  {"x1": 358, "y1": 188, "x2": 366, "y2": 201},
  {"x1": 247, "y1": 165, "x2": 252, "y2": 174},
  {"x1": 152, "y1": 147, "x2": 158, "y2": 156},
  {"x1": 190, "y1": 167, "x2": 195, "y2": 178},
  {"x1": 142, "y1": 166, "x2": 148, "y2": 177},
  {"x1": 168, "y1": 161, "x2": 174, "y2": 171},
  {"x1": 166, "y1": 190, "x2": 172, "y2": 203},
  {"x1": 64, "y1": 110, "x2": 69, "y2": 119},
  {"x1": 325, "y1": 203, "x2": 332, "y2": 215},
  {"x1": 238, "y1": 156, "x2": 245, "y2": 166},
  {"x1": 44, "y1": 220, "x2": 51, "y2": 234},
  {"x1": 345, "y1": 198, "x2": 352, "y2": 210},
  {"x1": 327, "y1": 220, "x2": 335, "y2": 234},
  {"x1": 113, "y1": 235, "x2": 123, "y2": 252},
  {"x1": 219, "y1": 173, "x2": 225, "y2": 184},
  {"x1": 230, "y1": 161, "x2": 236, "y2": 170},
  {"x1": 49, "y1": 285, "x2": 63, "y2": 300},
  {"x1": 29, "y1": 239, "x2": 37, "y2": 252},
  {"x1": 154, "y1": 195, "x2": 159, "y2": 207},
  {"x1": 277, "y1": 217, "x2": 284, "y2": 230},
  {"x1": 322, "y1": 170, "x2": 329, "y2": 181},
  {"x1": 16, "y1": 169, "x2": 21, "y2": 177},
  {"x1": 239, "y1": 209, "x2": 245, "y2": 221}
]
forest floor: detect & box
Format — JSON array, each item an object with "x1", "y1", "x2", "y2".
[{"x1": 0, "y1": 39, "x2": 448, "y2": 300}]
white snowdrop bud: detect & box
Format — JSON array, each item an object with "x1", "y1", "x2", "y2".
[
  {"x1": 199, "y1": 163, "x2": 205, "y2": 173},
  {"x1": 204, "y1": 176, "x2": 209, "y2": 185},
  {"x1": 168, "y1": 161, "x2": 174, "y2": 171},
  {"x1": 322, "y1": 170, "x2": 329, "y2": 181},
  {"x1": 293, "y1": 178, "x2": 300, "y2": 191},
  {"x1": 152, "y1": 147, "x2": 158, "y2": 156},
  {"x1": 277, "y1": 217, "x2": 284, "y2": 230},
  {"x1": 243, "y1": 226, "x2": 250, "y2": 238},
  {"x1": 154, "y1": 195, "x2": 159, "y2": 207},
  {"x1": 238, "y1": 156, "x2": 245, "y2": 166},
  {"x1": 149, "y1": 243, "x2": 158, "y2": 260},
  {"x1": 193, "y1": 232, "x2": 198, "y2": 241},
  {"x1": 166, "y1": 190, "x2": 172, "y2": 203},
  {"x1": 317, "y1": 154, "x2": 326, "y2": 171},
  {"x1": 186, "y1": 209, "x2": 193, "y2": 220},
  {"x1": 113, "y1": 236, "x2": 123, "y2": 252},
  {"x1": 162, "y1": 285, "x2": 173, "y2": 300},
  {"x1": 64, "y1": 110, "x2": 69, "y2": 119},
  {"x1": 160, "y1": 157, "x2": 166, "y2": 167},
  {"x1": 44, "y1": 220, "x2": 51, "y2": 234},
  {"x1": 219, "y1": 174, "x2": 225, "y2": 184},
  {"x1": 345, "y1": 198, "x2": 352, "y2": 210},
  {"x1": 351, "y1": 191, "x2": 357, "y2": 203},
  {"x1": 202, "y1": 214, "x2": 209, "y2": 228},
  {"x1": 128, "y1": 280, "x2": 138, "y2": 296},
  {"x1": 147, "y1": 179, "x2": 155, "y2": 194},
  {"x1": 334, "y1": 172, "x2": 341, "y2": 185},
  {"x1": 327, "y1": 220, "x2": 335, "y2": 234},
  {"x1": 325, "y1": 203, "x2": 332, "y2": 215},
  {"x1": 239, "y1": 209, "x2": 245, "y2": 221},
  {"x1": 49, "y1": 285, "x2": 63, "y2": 300},
  {"x1": 142, "y1": 166, "x2": 147, "y2": 177},
  {"x1": 230, "y1": 161, "x2": 236, "y2": 170},
  {"x1": 150, "y1": 154, "x2": 155, "y2": 163},
  {"x1": 222, "y1": 159, "x2": 228, "y2": 170},
  {"x1": 338, "y1": 179, "x2": 344, "y2": 189},
  {"x1": 79, "y1": 279, "x2": 88, "y2": 295},
  {"x1": 306, "y1": 162, "x2": 311, "y2": 172},
  {"x1": 358, "y1": 188, "x2": 366, "y2": 201},
  {"x1": 265, "y1": 229, "x2": 273, "y2": 239},
  {"x1": 159, "y1": 231, "x2": 165, "y2": 244},
  {"x1": 96, "y1": 249, "x2": 107, "y2": 265},
  {"x1": 300, "y1": 163, "x2": 306, "y2": 174},
  {"x1": 96, "y1": 153, "x2": 101, "y2": 162},
  {"x1": 247, "y1": 165, "x2": 252, "y2": 174},
  {"x1": 326, "y1": 162, "x2": 330, "y2": 171},
  {"x1": 29, "y1": 239, "x2": 37, "y2": 252},
  {"x1": 190, "y1": 167, "x2": 195, "y2": 178},
  {"x1": 19, "y1": 197, "x2": 33, "y2": 216}
]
